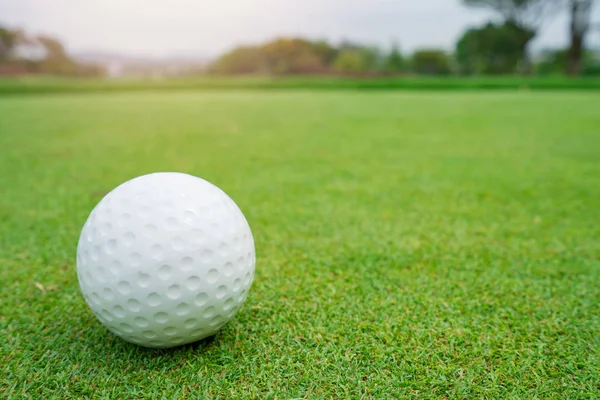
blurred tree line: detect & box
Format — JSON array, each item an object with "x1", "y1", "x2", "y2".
[
  {"x1": 0, "y1": 27, "x2": 104, "y2": 77},
  {"x1": 0, "y1": 0, "x2": 597, "y2": 78},
  {"x1": 209, "y1": 38, "x2": 453, "y2": 76},
  {"x1": 212, "y1": 0, "x2": 599, "y2": 77}
]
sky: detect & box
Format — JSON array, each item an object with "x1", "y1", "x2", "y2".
[{"x1": 1, "y1": 0, "x2": 599, "y2": 58}]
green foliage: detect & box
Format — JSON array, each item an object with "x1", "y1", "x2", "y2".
[
  {"x1": 211, "y1": 38, "x2": 335, "y2": 75},
  {"x1": 1, "y1": 91, "x2": 599, "y2": 398},
  {"x1": 386, "y1": 42, "x2": 405, "y2": 72},
  {"x1": 332, "y1": 49, "x2": 365, "y2": 73},
  {"x1": 537, "y1": 49, "x2": 571, "y2": 74},
  {"x1": 456, "y1": 22, "x2": 533, "y2": 75},
  {"x1": 211, "y1": 46, "x2": 270, "y2": 75},
  {"x1": 411, "y1": 49, "x2": 452, "y2": 75},
  {"x1": 462, "y1": 0, "x2": 561, "y2": 74},
  {"x1": 36, "y1": 35, "x2": 77, "y2": 75},
  {"x1": 332, "y1": 47, "x2": 380, "y2": 74},
  {"x1": 262, "y1": 38, "x2": 330, "y2": 74},
  {"x1": 310, "y1": 40, "x2": 339, "y2": 66},
  {"x1": 582, "y1": 64, "x2": 600, "y2": 76},
  {"x1": 211, "y1": 38, "x2": 389, "y2": 76},
  {"x1": 537, "y1": 48, "x2": 600, "y2": 76},
  {"x1": 0, "y1": 26, "x2": 17, "y2": 62}
]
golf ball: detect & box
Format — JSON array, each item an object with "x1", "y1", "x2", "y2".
[{"x1": 76, "y1": 172, "x2": 256, "y2": 348}]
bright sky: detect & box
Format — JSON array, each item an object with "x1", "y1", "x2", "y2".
[{"x1": 1, "y1": 0, "x2": 598, "y2": 58}]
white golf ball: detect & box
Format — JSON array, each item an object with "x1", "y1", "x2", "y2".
[{"x1": 76, "y1": 172, "x2": 256, "y2": 348}]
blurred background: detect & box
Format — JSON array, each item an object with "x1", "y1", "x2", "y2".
[{"x1": 0, "y1": 0, "x2": 599, "y2": 80}]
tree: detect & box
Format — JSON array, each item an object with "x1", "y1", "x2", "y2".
[
  {"x1": 386, "y1": 42, "x2": 405, "y2": 72},
  {"x1": 462, "y1": 0, "x2": 562, "y2": 73},
  {"x1": 37, "y1": 36, "x2": 68, "y2": 59},
  {"x1": 464, "y1": 0, "x2": 561, "y2": 26},
  {"x1": 536, "y1": 47, "x2": 597, "y2": 75},
  {"x1": 210, "y1": 46, "x2": 266, "y2": 74},
  {"x1": 0, "y1": 27, "x2": 104, "y2": 77},
  {"x1": 37, "y1": 35, "x2": 77, "y2": 75},
  {"x1": 308, "y1": 40, "x2": 339, "y2": 67},
  {"x1": 567, "y1": 0, "x2": 595, "y2": 75},
  {"x1": 0, "y1": 26, "x2": 17, "y2": 62},
  {"x1": 411, "y1": 49, "x2": 452, "y2": 75},
  {"x1": 456, "y1": 22, "x2": 532, "y2": 74},
  {"x1": 332, "y1": 47, "x2": 380, "y2": 74},
  {"x1": 261, "y1": 38, "x2": 329, "y2": 74},
  {"x1": 210, "y1": 37, "x2": 336, "y2": 75}
]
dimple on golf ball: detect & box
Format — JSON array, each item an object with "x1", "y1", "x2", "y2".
[{"x1": 76, "y1": 172, "x2": 256, "y2": 348}]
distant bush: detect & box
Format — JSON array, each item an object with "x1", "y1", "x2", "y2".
[
  {"x1": 582, "y1": 64, "x2": 600, "y2": 76},
  {"x1": 536, "y1": 48, "x2": 600, "y2": 76},
  {"x1": 411, "y1": 49, "x2": 452, "y2": 76},
  {"x1": 332, "y1": 47, "x2": 381, "y2": 75},
  {"x1": 210, "y1": 38, "x2": 334, "y2": 75}
]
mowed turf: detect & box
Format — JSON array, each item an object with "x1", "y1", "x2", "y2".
[{"x1": 1, "y1": 90, "x2": 599, "y2": 398}]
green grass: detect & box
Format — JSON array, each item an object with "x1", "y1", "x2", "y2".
[
  {"x1": 1, "y1": 90, "x2": 599, "y2": 398},
  {"x1": 1, "y1": 75, "x2": 600, "y2": 95}
]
